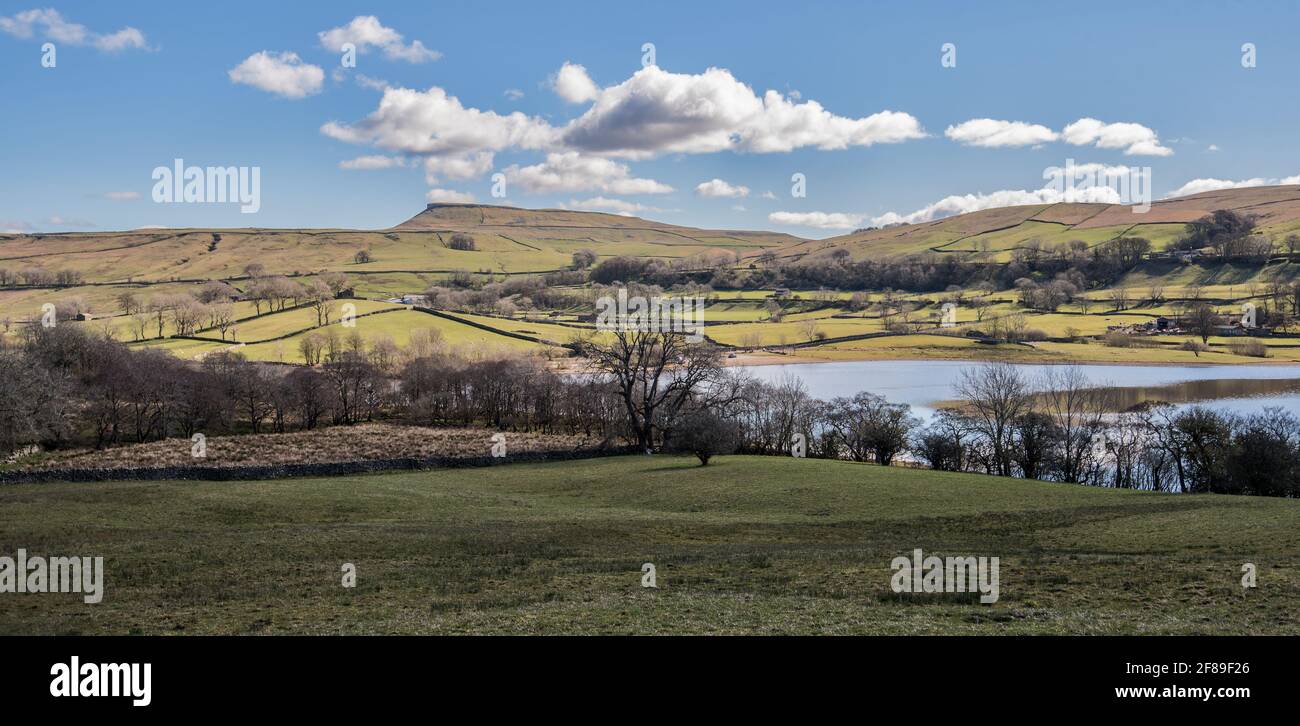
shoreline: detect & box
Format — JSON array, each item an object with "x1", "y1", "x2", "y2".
[{"x1": 722, "y1": 351, "x2": 1300, "y2": 369}]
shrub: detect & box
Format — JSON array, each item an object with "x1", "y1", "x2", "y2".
[
  {"x1": 667, "y1": 408, "x2": 738, "y2": 466},
  {"x1": 1228, "y1": 338, "x2": 1271, "y2": 358},
  {"x1": 1103, "y1": 332, "x2": 1154, "y2": 348}
]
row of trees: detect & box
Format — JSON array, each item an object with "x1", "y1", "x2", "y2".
[
  {"x1": 711, "y1": 364, "x2": 1300, "y2": 496},
  {"x1": 0, "y1": 267, "x2": 83, "y2": 287},
  {"x1": 4, "y1": 323, "x2": 1297, "y2": 497}
]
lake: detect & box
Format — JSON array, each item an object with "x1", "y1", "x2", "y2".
[{"x1": 743, "y1": 360, "x2": 1300, "y2": 419}]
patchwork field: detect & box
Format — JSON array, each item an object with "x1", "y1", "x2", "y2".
[
  {"x1": 6, "y1": 192, "x2": 1300, "y2": 366},
  {"x1": 2, "y1": 455, "x2": 1295, "y2": 635}
]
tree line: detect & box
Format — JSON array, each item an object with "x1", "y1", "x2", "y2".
[{"x1": 2, "y1": 325, "x2": 1296, "y2": 497}]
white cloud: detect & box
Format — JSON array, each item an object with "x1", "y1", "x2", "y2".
[
  {"x1": 423, "y1": 152, "x2": 495, "y2": 183},
  {"x1": 563, "y1": 197, "x2": 656, "y2": 215},
  {"x1": 945, "y1": 119, "x2": 1058, "y2": 148},
  {"x1": 1165, "y1": 177, "x2": 1275, "y2": 198},
  {"x1": 504, "y1": 152, "x2": 672, "y2": 195},
  {"x1": 560, "y1": 65, "x2": 925, "y2": 157},
  {"x1": 695, "y1": 178, "x2": 750, "y2": 198},
  {"x1": 322, "y1": 64, "x2": 925, "y2": 195},
  {"x1": 760, "y1": 191, "x2": 776, "y2": 200},
  {"x1": 339, "y1": 155, "x2": 406, "y2": 170},
  {"x1": 768, "y1": 211, "x2": 865, "y2": 230},
  {"x1": 1207, "y1": 144, "x2": 1220, "y2": 152},
  {"x1": 93, "y1": 27, "x2": 146, "y2": 52},
  {"x1": 550, "y1": 62, "x2": 600, "y2": 103},
  {"x1": 228, "y1": 51, "x2": 324, "y2": 99},
  {"x1": 354, "y1": 74, "x2": 390, "y2": 91},
  {"x1": 425, "y1": 188, "x2": 475, "y2": 203},
  {"x1": 318, "y1": 16, "x2": 439, "y2": 63},
  {"x1": 1061, "y1": 117, "x2": 1171, "y2": 156},
  {"x1": 322, "y1": 85, "x2": 556, "y2": 155},
  {"x1": 504, "y1": 88, "x2": 524, "y2": 100},
  {"x1": 871, "y1": 169, "x2": 1299, "y2": 226},
  {"x1": 944, "y1": 116, "x2": 1172, "y2": 156},
  {"x1": 871, "y1": 176, "x2": 1132, "y2": 227},
  {"x1": 731, "y1": 204, "x2": 746, "y2": 212},
  {"x1": 0, "y1": 8, "x2": 148, "y2": 51},
  {"x1": 102, "y1": 191, "x2": 141, "y2": 201}
]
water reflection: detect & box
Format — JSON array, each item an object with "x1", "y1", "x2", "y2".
[{"x1": 744, "y1": 360, "x2": 1300, "y2": 419}]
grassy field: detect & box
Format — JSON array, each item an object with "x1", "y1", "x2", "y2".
[
  {"x1": 235, "y1": 309, "x2": 549, "y2": 362},
  {"x1": 1, "y1": 455, "x2": 1296, "y2": 635}
]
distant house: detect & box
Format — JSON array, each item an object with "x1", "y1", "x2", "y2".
[
  {"x1": 772, "y1": 287, "x2": 791, "y2": 299},
  {"x1": 335, "y1": 287, "x2": 356, "y2": 299},
  {"x1": 400, "y1": 294, "x2": 428, "y2": 306},
  {"x1": 1214, "y1": 324, "x2": 1246, "y2": 337}
]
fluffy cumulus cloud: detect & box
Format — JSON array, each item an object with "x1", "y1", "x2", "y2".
[
  {"x1": 695, "y1": 178, "x2": 750, "y2": 198},
  {"x1": 425, "y1": 188, "x2": 475, "y2": 203},
  {"x1": 869, "y1": 188, "x2": 1117, "y2": 227},
  {"x1": 561, "y1": 66, "x2": 925, "y2": 157},
  {"x1": 228, "y1": 51, "x2": 324, "y2": 99},
  {"x1": 423, "y1": 152, "x2": 495, "y2": 184},
  {"x1": 768, "y1": 211, "x2": 865, "y2": 230},
  {"x1": 318, "y1": 15, "x2": 439, "y2": 63},
  {"x1": 322, "y1": 86, "x2": 556, "y2": 155},
  {"x1": 503, "y1": 152, "x2": 673, "y2": 195},
  {"x1": 551, "y1": 62, "x2": 600, "y2": 103},
  {"x1": 945, "y1": 117, "x2": 1171, "y2": 156},
  {"x1": 0, "y1": 8, "x2": 148, "y2": 51},
  {"x1": 871, "y1": 163, "x2": 1148, "y2": 226},
  {"x1": 323, "y1": 63, "x2": 925, "y2": 200},
  {"x1": 1060, "y1": 118, "x2": 1171, "y2": 156},
  {"x1": 944, "y1": 119, "x2": 1058, "y2": 148},
  {"x1": 1166, "y1": 175, "x2": 1300, "y2": 198}
]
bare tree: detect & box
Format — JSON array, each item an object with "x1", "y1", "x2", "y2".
[
  {"x1": 955, "y1": 363, "x2": 1034, "y2": 477},
  {"x1": 308, "y1": 280, "x2": 335, "y2": 327},
  {"x1": 578, "y1": 329, "x2": 740, "y2": 453},
  {"x1": 1186, "y1": 303, "x2": 1218, "y2": 344},
  {"x1": 1038, "y1": 366, "x2": 1113, "y2": 483}
]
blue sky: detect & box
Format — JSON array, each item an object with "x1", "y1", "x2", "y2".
[{"x1": 2, "y1": 0, "x2": 1299, "y2": 237}]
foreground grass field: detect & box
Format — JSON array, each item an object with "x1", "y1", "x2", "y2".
[{"x1": 2, "y1": 455, "x2": 1296, "y2": 635}]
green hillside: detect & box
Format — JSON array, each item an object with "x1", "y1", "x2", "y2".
[{"x1": 2, "y1": 455, "x2": 1295, "y2": 635}]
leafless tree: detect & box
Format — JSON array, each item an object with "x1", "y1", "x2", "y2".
[
  {"x1": 578, "y1": 329, "x2": 741, "y2": 453},
  {"x1": 955, "y1": 363, "x2": 1034, "y2": 477}
]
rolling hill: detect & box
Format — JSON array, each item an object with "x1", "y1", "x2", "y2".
[
  {"x1": 0, "y1": 203, "x2": 802, "y2": 287},
  {"x1": 775, "y1": 185, "x2": 1300, "y2": 263},
  {"x1": 5, "y1": 187, "x2": 1300, "y2": 366},
  {"x1": 5, "y1": 188, "x2": 1299, "y2": 291}
]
